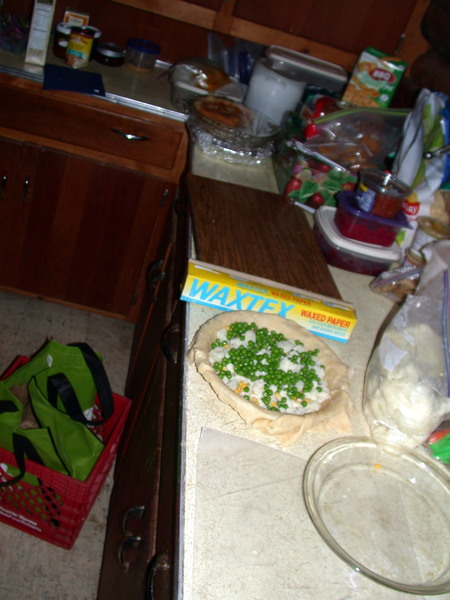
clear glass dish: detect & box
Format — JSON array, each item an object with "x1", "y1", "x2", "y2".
[
  {"x1": 188, "y1": 95, "x2": 279, "y2": 150},
  {"x1": 303, "y1": 436, "x2": 450, "y2": 595}
]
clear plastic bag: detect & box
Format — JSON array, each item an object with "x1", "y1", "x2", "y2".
[
  {"x1": 305, "y1": 106, "x2": 408, "y2": 171},
  {"x1": 370, "y1": 263, "x2": 423, "y2": 303},
  {"x1": 364, "y1": 240, "x2": 450, "y2": 448}
]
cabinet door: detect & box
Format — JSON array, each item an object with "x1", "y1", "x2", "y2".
[
  {"x1": 0, "y1": 137, "x2": 27, "y2": 283},
  {"x1": 147, "y1": 300, "x2": 185, "y2": 600},
  {"x1": 0, "y1": 142, "x2": 172, "y2": 319},
  {"x1": 118, "y1": 240, "x2": 174, "y2": 471},
  {"x1": 97, "y1": 356, "x2": 167, "y2": 600}
]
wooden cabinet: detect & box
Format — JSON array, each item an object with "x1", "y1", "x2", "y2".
[
  {"x1": 0, "y1": 137, "x2": 171, "y2": 317},
  {"x1": 0, "y1": 73, "x2": 188, "y2": 321},
  {"x1": 109, "y1": 0, "x2": 431, "y2": 72},
  {"x1": 97, "y1": 193, "x2": 188, "y2": 600}
]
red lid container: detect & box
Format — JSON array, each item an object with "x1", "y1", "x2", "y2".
[
  {"x1": 355, "y1": 169, "x2": 411, "y2": 219},
  {"x1": 335, "y1": 191, "x2": 410, "y2": 247}
]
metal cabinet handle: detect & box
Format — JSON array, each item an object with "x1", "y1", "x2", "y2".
[
  {"x1": 0, "y1": 173, "x2": 6, "y2": 201},
  {"x1": 160, "y1": 188, "x2": 169, "y2": 208},
  {"x1": 118, "y1": 505, "x2": 146, "y2": 570},
  {"x1": 161, "y1": 321, "x2": 180, "y2": 364},
  {"x1": 122, "y1": 504, "x2": 145, "y2": 536},
  {"x1": 111, "y1": 128, "x2": 149, "y2": 141},
  {"x1": 145, "y1": 553, "x2": 170, "y2": 600},
  {"x1": 118, "y1": 535, "x2": 142, "y2": 571},
  {"x1": 147, "y1": 259, "x2": 166, "y2": 303},
  {"x1": 22, "y1": 176, "x2": 30, "y2": 204}
]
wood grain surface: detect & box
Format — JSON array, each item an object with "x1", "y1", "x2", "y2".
[{"x1": 187, "y1": 174, "x2": 341, "y2": 299}]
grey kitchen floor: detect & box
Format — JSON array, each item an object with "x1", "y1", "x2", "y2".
[{"x1": 0, "y1": 290, "x2": 135, "y2": 600}]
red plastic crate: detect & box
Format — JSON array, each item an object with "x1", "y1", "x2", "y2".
[{"x1": 0, "y1": 356, "x2": 131, "y2": 549}]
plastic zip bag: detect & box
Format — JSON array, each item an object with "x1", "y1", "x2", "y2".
[{"x1": 364, "y1": 240, "x2": 450, "y2": 448}]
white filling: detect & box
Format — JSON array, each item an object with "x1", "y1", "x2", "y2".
[{"x1": 209, "y1": 326, "x2": 329, "y2": 415}]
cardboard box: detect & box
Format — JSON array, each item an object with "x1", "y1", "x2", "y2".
[
  {"x1": 342, "y1": 47, "x2": 407, "y2": 108},
  {"x1": 181, "y1": 260, "x2": 357, "y2": 343},
  {"x1": 25, "y1": 0, "x2": 56, "y2": 66}
]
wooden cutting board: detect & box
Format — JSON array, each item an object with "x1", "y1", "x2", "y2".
[{"x1": 187, "y1": 174, "x2": 341, "y2": 299}]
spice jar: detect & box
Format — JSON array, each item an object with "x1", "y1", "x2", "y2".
[
  {"x1": 53, "y1": 22, "x2": 73, "y2": 59},
  {"x1": 93, "y1": 42, "x2": 125, "y2": 67},
  {"x1": 65, "y1": 27, "x2": 94, "y2": 68}
]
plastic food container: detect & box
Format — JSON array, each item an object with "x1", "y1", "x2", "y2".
[
  {"x1": 266, "y1": 45, "x2": 348, "y2": 93},
  {"x1": 93, "y1": 42, "x2": 125, "y2": 67},
  {"x1": 125, "y1": 38, "x2": 160, "y2": 72},
  {"x1": 355, "y1": 169, "x2": 411, "y2": 218},
  {"x1": 245, "y1": 57, "x2": 307, "y2": 125},
  {"x1": 245, "y1": 45, "x2": 348, "y2": 126},
  {"x1": 335, "y1": 191, "x2": 409, "y2": 247},
  {"x1": 314, "y1": 206, "x2": 401, "y2": 275}
]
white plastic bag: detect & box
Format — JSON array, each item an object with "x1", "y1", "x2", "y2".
[{"x1": 392, "y1": 89, "x2": 449, "y2": 247}]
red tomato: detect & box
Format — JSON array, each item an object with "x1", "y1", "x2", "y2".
[
  {"x1": 308, "y1": 193, "x2": 325, "y2": 208},
  {"x1": 284, "y1": 178, "x2": 302, "y2": 195},
  {"x1": 304, "y1": 123, "x2": 319, "y2": 139}
]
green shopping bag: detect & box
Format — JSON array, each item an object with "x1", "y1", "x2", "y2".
[
  {"x1": 0, "y1": 390, "x2": 69, "y2": 487},
  {"x1": 0, "y1": 340, "x2": 114, "y2": 484}
]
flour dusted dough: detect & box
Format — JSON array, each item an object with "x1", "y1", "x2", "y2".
[{"x1": 188, "y1": 311, "x2": 352, "y2": 445}]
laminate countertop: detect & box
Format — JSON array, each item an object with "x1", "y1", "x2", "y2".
[{"x1": 179, "y1": 148, "x2": 450, "y2": 600}]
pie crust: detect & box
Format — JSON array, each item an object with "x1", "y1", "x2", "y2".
[
  {"x1": 193, "y1": 95, "x2": 253, "y2": 129},
  {"x1": 188, "y1": 311, "x2": 352, "y2": 445}
]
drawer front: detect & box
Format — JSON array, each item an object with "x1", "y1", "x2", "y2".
[{"x1": 0, "y1": 81, "x2": 185, "y2": 171}]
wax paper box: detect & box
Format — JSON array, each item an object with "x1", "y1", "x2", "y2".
[{"x1": 181, "y1": 259, "x2": 357, "y2": 343}]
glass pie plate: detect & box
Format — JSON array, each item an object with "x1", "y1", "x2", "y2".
[
  {"x1": 188, "y1": 95, "x2": 279, "y2": 150},
  {"x1": 303, "y1": 437, "x2": 450, "y2": 595}
]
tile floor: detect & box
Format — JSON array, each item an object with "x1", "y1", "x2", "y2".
[{"x1": 0, "y1": 290, "x2": 135, "y2": 600}]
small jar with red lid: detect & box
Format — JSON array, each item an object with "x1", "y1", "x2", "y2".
[{"x1": 355, "y1": 169, "x2": 411, "y2": 219}]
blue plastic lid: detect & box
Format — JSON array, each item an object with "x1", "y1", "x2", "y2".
[
  {"x1": 126, "y1": 38, "x2": 161, "y2": 55},
  {"x1": 336, "y1": 191, "x2": 410, "y2": 228}
]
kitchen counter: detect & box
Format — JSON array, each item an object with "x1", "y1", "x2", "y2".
[
  {"x1": 0, "y1": 43, "x2": 186, "y2": 122},
  {"x1": 180, "y1": 151, "x2": 450, "y2": 600}
]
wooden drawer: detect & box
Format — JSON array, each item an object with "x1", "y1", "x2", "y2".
[{"x1": 0, "y1": 75, "x2": 187, "y2": 181}]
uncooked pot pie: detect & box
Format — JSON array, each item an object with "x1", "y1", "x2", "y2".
[{"x1": 188, "y1": 311, "x2": 352, "y2": 445}]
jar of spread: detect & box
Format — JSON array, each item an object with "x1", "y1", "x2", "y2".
[
  {"x1": 53, "y1": 22, "x2": 73, "y2": 59},
  {"x1": 355, "y1": 169, "x2": 411, "y2": 219},
  {"x1": 65, "y1": 27, "x2": 94, "y2": 68}
]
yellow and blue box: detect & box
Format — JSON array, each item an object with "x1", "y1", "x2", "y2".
[{"x1": 181, "y1": 260, "x2": 357, "y2": 343}]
